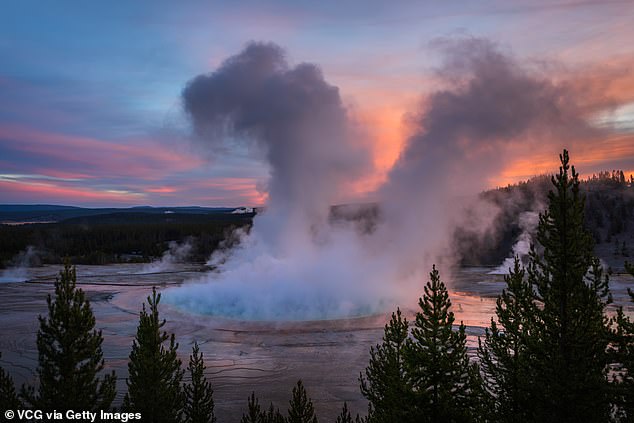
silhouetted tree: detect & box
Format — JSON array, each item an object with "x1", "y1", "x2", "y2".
[
  {"x1": 0, "y1": 352, "x2": 21, "y2": 411},
  {"x1": 21, "y1": 263, "x2": 116, "y2": 411},
  {"x1": 335, "y1": 402, "x2": 355, "y2": 423},
  {"x1": 184, "y1": 341, "x2": 216, "y2": 423},
  {"x1": 241, "y1": 392, "x2": 264, "y2": 423},
  {"x1": 287, "y1": 380, "x2": 317, "y2": 423},
  {"x1": 123, "y1": 287, "x2": 184, "y2": 422},
  {"x1": 613, "y1": 262, "x2": 634, "y2": 421},
  {"x1": 526, "y1": 150, "x2": 612, "y2": 422},
  {"x1": 478, "y1": 257, "x2": 537, "y2": 422},
  {"x1": 263, "y1": 402, "x2": 286, "y2": 423},
  {"x1": 405, "y1": 265, "x2": 482, "y2": 423},
  {"x1": 359, "y1": 308, "x2": 411, "y2": 423}
]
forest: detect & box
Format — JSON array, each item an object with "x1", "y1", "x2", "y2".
[{"x1": 0, "y1": 212, "x2": 252, "y2": 267}]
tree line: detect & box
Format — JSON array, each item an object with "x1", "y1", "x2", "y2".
[
  {"x1": 0, "y1": 214, "x2": 251, "y2": 267},
  {"x1": 457, "y1": 165, "x2": 634, "y2": 266},
  {"x1": 2, "y1": 150, "x2": 634, "y2": 422}
]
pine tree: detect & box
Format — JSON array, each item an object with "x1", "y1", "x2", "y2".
[
  {"x1": 0, "y1": 352, "x2": 21, "y2": 411},
  {"x1": 21, "y1": 263, "x2": 116, "y2": 411},
  {"x1": 184, "y1": 341, "x2": 216, "y2": 423},
  {"x1": 336, "y1": 402, "x2": 353, "y2": 423},
  {"x1": 527, "y1": 150, "x2": 611, "y2": 422},
  {"x1": 359, "y1": 308, "x2": 411, "y2": 423},
  {"x1": 405, "y1": 265, "x2": 480, "y2": 423},
  {"x1": 613, "y1": 262, "x2": 634, "y2": 421},
  {"x1": 478, "y1": 257, "x2": 538, "y2": 422},
  {"x1": 287, "y1": 380, "x2": 318, "y2": 423},
  {"x1": 263, "y1": 402, "x2": 286, "y2": 423},
  {"x1": 123, "y1": 287, "x2": 184, "y2": 422},
  {"x1": 241, "y1": 392, "x2": 264, "y2": 423}
]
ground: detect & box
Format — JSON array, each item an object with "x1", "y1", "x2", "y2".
[{"x1": 0, "y1": 264, "x2": 632, "y2": 421}]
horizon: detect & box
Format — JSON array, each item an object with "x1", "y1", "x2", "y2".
[{"x1": 2, "y1": 168, "x2": 632, "y2": 209}]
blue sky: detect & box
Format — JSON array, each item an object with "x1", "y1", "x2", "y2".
[{"x1": 1, "y1": 0, "x2": 633, "y2": 206}]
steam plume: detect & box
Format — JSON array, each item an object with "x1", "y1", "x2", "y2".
[
  {"x1": 182, "y1": 42, "x2": 370, "y2": 251},
  {"x1": 139, "y1": 240, "x2": 193, "y2": 274},
  {"x1": 166, "y1": 39, "x2": 600, "y2": 320},
  {"x1": 376, "y1": 38, "x2": 594, "y2": 275},
  {"x1": 0, "y1": 246, "x2": 38, "y2": 283}
]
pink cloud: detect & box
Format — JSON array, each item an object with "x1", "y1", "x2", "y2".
[
  {"x1": 0, "y1": 179, "x2": 145, "y2": 205},
  {"x1": 0, "y1": 123, "x2": 204, "y2": 180}
]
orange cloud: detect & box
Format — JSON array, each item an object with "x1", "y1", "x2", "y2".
[{"x1": 494, "y1": 132, "x2": 634, "y2": 187}]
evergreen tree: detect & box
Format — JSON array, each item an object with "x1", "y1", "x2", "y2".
[
  {"x1": 526, "y1": 150, "x2": 611, "y2": 422},
  {"x1": 241, "y1": 392, "x2": 264, "y2": 423},
  {"x1": 262, "y1": 402, "x2": 286, "y2": 423},
  {"x1": 405, "y1": 265, "x2": 481, "y2": 423},
  {"x1": 335, "y1": 402, "x2": 353, "y2": 423},
  {"x1": 359, "y1": 308, "x2": 411, "y2": 423},
  {"x1": 123, "y1": 287, "x2": 184, "y2": 422},
  {"x1": 21, "y1": 263, "x2": 116, "y2": 411},
  {"x1": 0, "y1": 352, "x2": 21, "y2": 411},
  {"x1": 184, "y1": 341, "x2": 216, "y2": 423},
  {"x1": 478, "y1": 257, "x2": 538, "y2": 422},
  {"x1": 613, "y1": 262, "x2": 634, "y2": 421},
  {"x1": 287, "y1": 380, "x2": 317, "y2": 423}
]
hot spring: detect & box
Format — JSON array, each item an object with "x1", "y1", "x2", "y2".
[{"x1": 162, "y1": 252, "x2": 401, "y2": 322}]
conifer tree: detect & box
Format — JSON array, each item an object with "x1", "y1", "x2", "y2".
[
  {"x1": 0, "y1": 352, "x2": 21, "y2": 411},
  {"x1": 405, "y1": 265, "x2": 480, "y2": 423},
  {"x1": 287, "y1": 380, "x2": 318, "y2": 423},
  {"x1": 184, "y1": 341, "x2": 216, "y2": 423},
  {"x1": 123, "y1": 287, "x2": 184, "y2": 422},
  {"x1": 478, "y1": 257, "x2": 537, "y2": 422},
  {"x1": 241, "y1": 392, "x2": 264, "y2": 423},
  {"x1": 21, "y1": 263, "x2": 116, "y2": 411},
  {"x1": 262, "y1": 402, "x2": 286, "y2": 423},
  {"x1": 335, "y1": 402, "x2": 353, "y2": 423},
  {"x1": 526, "y1": 150, "x2": 611, "y2": 422},
  {"x1": 613, "y1": 262, "x2": 634, "y2": 421},
  {"x1": 359, "y1": 308, "x2": 411, "y2": 423},
  {"x1": 241, "y1": 393, "x2": 286, "y2": 423}
]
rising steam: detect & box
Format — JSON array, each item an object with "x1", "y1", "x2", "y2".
[
  {"x1": 139, "y1": 240, "x2": 193, "y2": 274},
  {"x1": 489, "y1": 211, "x2": 540, "y2": 275},
  {"x1": 0, "y1": 246, "x2": 38, "y2": 283},
  {"x1": 165, "y1": 38, "x2": 600, "y2": 321}
]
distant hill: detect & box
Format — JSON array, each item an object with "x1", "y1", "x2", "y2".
[{"x1": 0, "y1": 205, "x2": 238, "y2": 224}]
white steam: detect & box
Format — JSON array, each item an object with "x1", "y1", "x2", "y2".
[
  {"x1": 0, "y1": 246, "x2": 38, "y2": 283},
  {"x1": 489, "y1": 211, "x2": 540, "y2": 275},
  {"x1": 139, "y1": 240, "x2": 193, "y2": 274},
  {"x1": 165, "y1": 39, "x2": 600, "y2": 321}
]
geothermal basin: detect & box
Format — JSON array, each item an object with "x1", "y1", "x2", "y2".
[{"x1": 0, "y1": 263, "x2": 632, "y2": 421}]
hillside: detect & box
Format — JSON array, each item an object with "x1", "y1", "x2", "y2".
[
  {"x1": 456, "y1": 171, "x2": 634, "y2": 269},
  {"x1": 0, "y1": 205, "x2": 237, "y2": 224}
]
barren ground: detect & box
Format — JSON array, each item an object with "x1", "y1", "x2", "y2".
[{"x1": 0, "y1": 264, "x2": 632, "y2": 421}]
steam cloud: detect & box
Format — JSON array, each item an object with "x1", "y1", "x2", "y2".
[
  {"x1": 489, "y1": 211, "x2": 540, "y2": 275},
  {"x1": 0, "y1": 246, "x2": 38, "y2": 283},
  {"x1": 139, "y1": 240, "x2": 193, "y2": 274},
  {"x1": 165, "y1": 39, "x2": 600, "y2": 320}
]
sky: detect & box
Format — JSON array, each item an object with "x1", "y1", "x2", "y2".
[{"x1": 1, "y1": 0, "x2": 634, "y2": 207}]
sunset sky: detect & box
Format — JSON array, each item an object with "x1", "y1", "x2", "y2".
[{"x1": 1, "y1": 0, "x2": 634, "y2": 207}]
